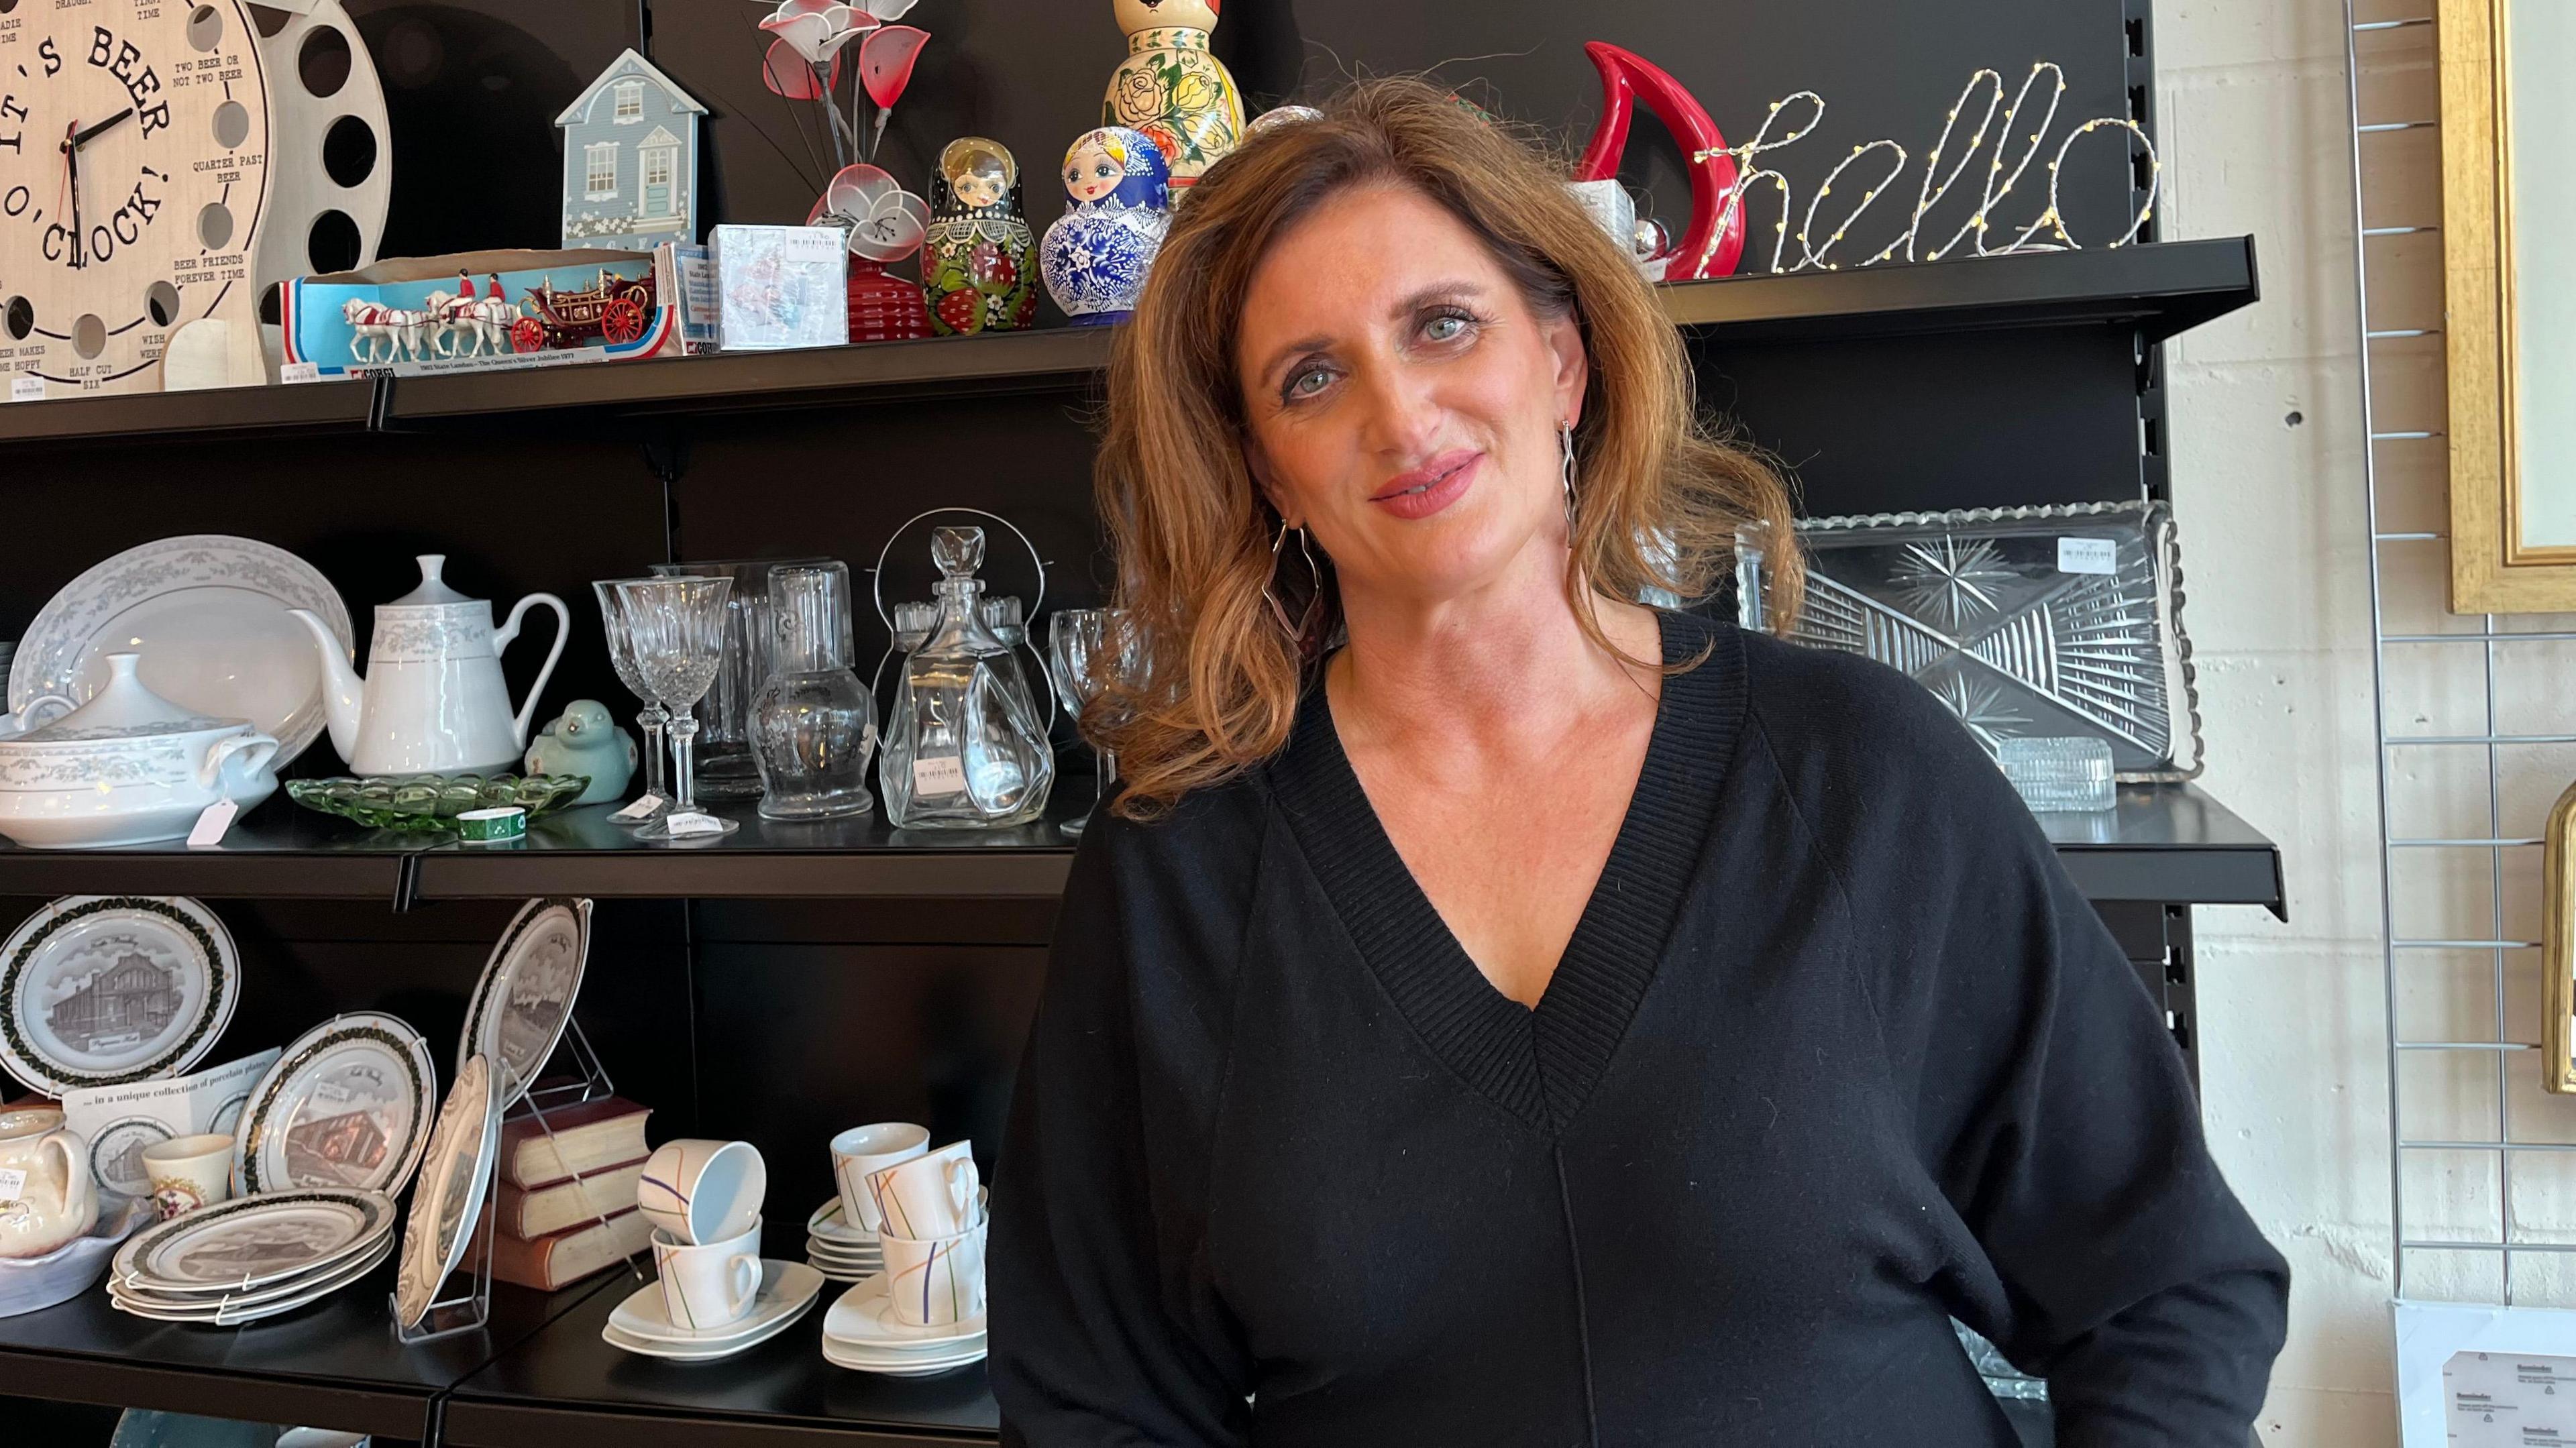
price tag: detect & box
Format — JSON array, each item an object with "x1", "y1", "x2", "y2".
[
  {"x1": 609, "y1": 792, "x2": 665, "y2": 822},
  {"x1": 912, "y1": 756, "x2": 967, "y2": 795},
  {"x1": 186, "y1": 799, "x2": 239, "y2": 848},
  {"x1": 0, "y1": 1168, "x2": 23, "y2": 1201},
  {"x1": 278, "y1": 360, "x2": 323, "y2": 385},
  {"x1": 2056, "y1": 537, "x2": 2118, "y2": 575},
  {"x1": 665, "y1": 811, "x2": 728, "y2": 837},
  {"x1": 9, "y1": 374, "x2": 44, "y2": 402}
]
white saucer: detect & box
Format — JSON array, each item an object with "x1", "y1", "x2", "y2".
[
  {"x1": 603, "y1": 1311, "x2": 805, "y2": 1361},
  {"x1": 806, "y1": 1197, "x2": 877, "y2": 1249},
  {"x1": 820, "y1": 1334, "x2": 987, "y2": 1376},
  {"x1": 609, "y1": 1260, "x2": 823, "y2": 1345},
  {"x1": 806, "y1": 1241, "x2": 882, "y2": 1266},
  {"x1": 822, "y1": 1272, "x2": 986, "y2": 1349}
]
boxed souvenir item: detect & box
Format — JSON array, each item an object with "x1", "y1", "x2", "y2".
[
  {"x1": 281, "y1": 249, "x2": 679, "y2": 380},
  {"x1": 708, "y1": 225, "x2": 849, "y2": 351}
]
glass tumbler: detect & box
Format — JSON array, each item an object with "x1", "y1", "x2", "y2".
[
  {"x1": 751, "y1": 563, "x2": 878, "y2": 820},
  {"x1": 650, "y1": 559, "x2": 830, "y2": 801}
]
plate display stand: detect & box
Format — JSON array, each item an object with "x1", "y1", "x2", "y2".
[{"x1": 391, "y1": 1017, "x2": 625, "y2": 1344}]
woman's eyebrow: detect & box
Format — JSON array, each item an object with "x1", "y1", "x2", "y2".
[{"x1": 1256, "y1": 333, "x2": 1336, "y2": 389}]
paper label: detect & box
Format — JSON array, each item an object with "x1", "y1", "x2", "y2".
[
  {"x1": 665, "y1": 811, "x2": 727, "y2": 837},
  {"x1": 186, "y1": 799, "x2": 238, "y2": 848},
  {"x1": 610, "y1": 792, "x2": 665, "y2": 822},
  {"x1": 2056, "y1": 537, "x2": 2118, "y2": 575},
  {"x1": 912, "y1": 755, "x2": 967, "y2": 796},
  {"x1": 278, "y1": 360, "x2": 323, "y2": 385},
  {"x1": 9, "y1": 374, "x2": 44, "y2": 402},
  {"x1": 0, "y1": 1168, "x2": 25, "y2": 1201}
]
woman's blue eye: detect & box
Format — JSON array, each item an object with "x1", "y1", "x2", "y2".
[
  {"x1": 1289, "y1": 366, "x2": 1332, "y2": 398},
  {"x1": 1424, "y1": 314, "x2": 1467, "y2": 342}
]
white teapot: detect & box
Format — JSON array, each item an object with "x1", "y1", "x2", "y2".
[
  {"x1": 0, "y1": 1107, "x2": 97, "y2": 1260},
  {"x1": 289, "y1": 555, "x2": 570, "y2": 777}
]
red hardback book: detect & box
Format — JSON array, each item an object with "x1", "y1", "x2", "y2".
[
  {"x1": 496, "y1": 1096, "x2": 652, "y2": 1188},
  {"x1": 490, "y1": 1155, "x2": 649, "y2": 1239},
  {"x1": 464, "y1": 1206, "x2": 653, "y2": 1291}
]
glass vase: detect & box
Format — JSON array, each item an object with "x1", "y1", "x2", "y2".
[{"x1": 752, "y1": 563, "x2": 877, "y2": 820}]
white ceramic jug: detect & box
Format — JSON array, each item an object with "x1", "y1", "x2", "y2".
[
  {"x1": 289, "y1": 555, "x2": 569, "y2": 777},
  {"x1": 0, "y1": 1107, "x2": 97, "y2": 1260}
]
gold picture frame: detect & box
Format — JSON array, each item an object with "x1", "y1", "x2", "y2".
[
  {"x1": 2544, "y1": 779, "x2": 2576, "y2": 1094},
  {"x1": 2439, "y1": 0, "x2": 2576, "y2": 610}
]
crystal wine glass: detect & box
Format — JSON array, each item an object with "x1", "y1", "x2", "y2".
[
  {"x1": 611, "y1": 576, "x2": 738, "y2": 842},
  {"x1": 592, "y1": 579, "x2": 670, "y2": 824},
  {"x1": 1048, "y1": 608, "x2": 1128, "y2": 837}
]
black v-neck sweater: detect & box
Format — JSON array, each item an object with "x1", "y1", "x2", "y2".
[{"x1": 991, "y1": 613, "x2": 2289, "y2": 1446}]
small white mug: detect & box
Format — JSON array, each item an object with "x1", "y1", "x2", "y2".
[
  {"x1": 829, "y1": 1123, "x2": 928, "y2": 1234},
  {"x1": 140, "y1": 1133, "x2": 235, "y2": 1221},
  {"x1": 637, "y1": 1138, "x2": 765, "y2": 1246},
  {"x1": 865, "y1": 1139, "x2": 979, "y2": 1241},
  {"x1": 652, "y1": 1217, "x2": 763, "y2": 1331},
  {"x1": 880, "y1": 1218, "x2": 987, "y2": 1327}
]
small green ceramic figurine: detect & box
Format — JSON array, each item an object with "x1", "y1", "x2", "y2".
[
  {"x1": 923, "y1": 137, "x2": 1040, "y2": 335},
  {"x1": 525, "y1": 700, "x2": 639, "y2": 806}
]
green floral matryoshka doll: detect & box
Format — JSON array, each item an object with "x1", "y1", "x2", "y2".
[
  {"x1": 1104, "y1": 0, "x2": 1244, "y2": 197},
  {"x1": 923, "y1": 137, "x2": 1041, "y2": 335}
]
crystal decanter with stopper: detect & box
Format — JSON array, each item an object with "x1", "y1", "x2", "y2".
[{"x1": 880, "y1": 527, "x2": 1055, "y2": 828}]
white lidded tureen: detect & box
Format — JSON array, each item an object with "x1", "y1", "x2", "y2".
[{"x1": 0, "y1": 653, "x2": 280, "y2": 848}]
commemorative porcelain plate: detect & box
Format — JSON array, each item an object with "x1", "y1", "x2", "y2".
[
  {"x1": 608, "y1": 1259, "x2": 824, "y2": 1346},
  {"x1": 456, "y1": 899, "x2": 590, "y2": 1111},
  {"x1": 111, "y1": 1234, "x2": 394, "y2": 1320},
  {"x1": 0, "y1": 895, "x2": 237, "y2": 1097},
  {"x1": 235, "y1": 1013, "x2": 437, "y2": 1196},
  {"x1": 12, "y1": 535, "x2": 353, "y2": 770},
  {"x1": 112, "y1": 1188, "x2": 396, "y2": 1295},
  {"x1": 394, "y1": 1054, "x2": 500, "y2": 1329}
]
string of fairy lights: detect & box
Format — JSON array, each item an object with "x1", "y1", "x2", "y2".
[{"x1": 1686, "y1": 62, "x2": 2161, "y2": 276}]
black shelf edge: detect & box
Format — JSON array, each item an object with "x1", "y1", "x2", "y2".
[
  {"x1": 2042, "y1": 782, "x2": 2285, "y2": 917},
  {"x1": 0, "y1": 799, "x2": 415, "y2": 901},
  {"x1": 0, "y1": 1260, "x2": 612, "y2": 1441},
  {"x1": 0, "y1": 241, "x2": 2257, "y2": 446},
  {"x1": 1659, "y1": 236, "x2": 2258, "y2": 345},
  {"x1": 0, "y1": 378, "x2": 377, "y2": 449}
]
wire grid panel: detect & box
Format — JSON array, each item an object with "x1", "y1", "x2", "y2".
[{"x1": 2349, "y1": 0, "x2": 2576, "y2": 1308}]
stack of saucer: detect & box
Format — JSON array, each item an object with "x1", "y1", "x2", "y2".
[
  {"x1": 819, "y1": 1272, "x2": 987, "y2": 1376},
  {"x1": 108, "y1": 1189, "x2": 397, "y2": 1325},
  {"x1": 603, "y1": 1258, "x2": 824, "y2": 1361},
  {"x1": 804, "y1": 1198, "x2": 883, "y2": 1283}
]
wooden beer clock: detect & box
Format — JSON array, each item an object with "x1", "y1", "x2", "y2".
[{"x1": 0, "y1": 1, "x2": 272, "y2": 393}]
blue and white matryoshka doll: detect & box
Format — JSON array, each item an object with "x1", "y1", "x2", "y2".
[{"x1": 1040, "y1": 125, "x2": 1174, "y2": 327}]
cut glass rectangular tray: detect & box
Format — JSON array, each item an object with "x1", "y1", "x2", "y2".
[{"x1": 1736, "y1": 500, "x2": 2204, "y2": 781}]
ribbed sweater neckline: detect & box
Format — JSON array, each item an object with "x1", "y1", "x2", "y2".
[{"x1": 1271, "y1": 611, "x2": 1747, "y2": 1131}]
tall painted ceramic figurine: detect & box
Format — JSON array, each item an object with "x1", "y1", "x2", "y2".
[
  {"x1": 1103, "y1": 0, "x2": 1243, "y2": 195},
  {"x1": 1040, "y1": 127, "x2": 1173, "y2": 326},
  {"x1": 923, "y1": 137, "x2": 1040, "y2": 335}
]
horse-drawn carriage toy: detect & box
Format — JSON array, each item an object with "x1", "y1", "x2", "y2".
[{"x1": 511, "y1": 270, "x2": 659, "y2": 352}]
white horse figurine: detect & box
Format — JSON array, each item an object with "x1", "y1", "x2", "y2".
[
  {"x1": 342, "y1": 298, "x2": 433, "y2": 362},
  {"x1": 421, "y1": 289, "x2": 518, "y2": 357}
]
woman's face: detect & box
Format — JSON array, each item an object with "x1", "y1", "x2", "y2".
[{"x1": 1236, "y1": 184, "x2": 1586, "y2": 613}]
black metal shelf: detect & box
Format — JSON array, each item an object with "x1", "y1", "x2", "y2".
[
  {"x1": 0, "y1": 781, "x2": 2274, "y2": 912},
  {"x1": 0, "y1": 240, "x2": 2257, "y2": 447},
  {"x1": 443, "y1": 1272, "x2": 999, "y2": 1447},
  {"x1": 0, "y1": 1257, "x2": 604, "y2": 1441}
]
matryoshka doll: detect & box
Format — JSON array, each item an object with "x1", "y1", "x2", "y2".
[
  {"x1": 1103, "y1": 0, "x2": 1244, "y2": 196},
  {"x1": 1040, "y1": 127, "x2": 1174, "y2": 327},
  {"x1": 923, "y1": 138, "x2": 1041, "y2": 335}
]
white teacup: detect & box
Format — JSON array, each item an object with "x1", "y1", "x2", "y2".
[
  {"x1": 140, "y1": 1133, "x2": 235, "y2": 1221},
  {"x1": 637, "y1": 1138, "x2": 765, "y2": 1246},
  {"x1": 865, "y1": 1139, "x2": 979, "y2": 1241},
  {"x1": 652, "y1": 1217, "x2": 763, "y2": 1331},
  {"x1": 829, "y1": 1123, "x2": 928, "y2": 1235},
  {"x1": 879, "y1": 1218, "x2": 987, "y2": 1327}
]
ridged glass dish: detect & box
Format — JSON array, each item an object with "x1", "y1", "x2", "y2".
[{"x1": 285, "y1": 773, "x2": 592, "y2": 834}]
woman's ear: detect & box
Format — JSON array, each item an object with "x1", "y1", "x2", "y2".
[
  {"x1": 1244, "y1": 435, "x2": 1299, "y2": 529},
  {"x1": 1542, "y1": 310, "x2": 1588, "y2": 430}
]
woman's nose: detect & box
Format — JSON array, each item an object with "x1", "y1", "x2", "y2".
[{"x1": 1352, "y1": 358, "x2": 1444, "y2": 460}]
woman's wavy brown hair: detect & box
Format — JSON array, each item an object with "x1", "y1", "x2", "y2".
[{"x1": 1089, "y1": 74, "x2": 1805, "y2": 820}]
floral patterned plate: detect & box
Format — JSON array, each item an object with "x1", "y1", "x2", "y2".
[{"x1": 284, "y1": 774, "x2": 591, "y2": 834}]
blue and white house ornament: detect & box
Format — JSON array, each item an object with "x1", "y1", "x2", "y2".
[
  {"x1": 556, "y1": 49, "x2": 708, "y2": 249},
  {"x1": 1040, "y1": 126, "x2": 1173, "y2": 327}
]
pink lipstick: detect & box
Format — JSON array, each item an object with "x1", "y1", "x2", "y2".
[{"x1": 1368, "y1": 449, "x2": 1481, "y2": 521}]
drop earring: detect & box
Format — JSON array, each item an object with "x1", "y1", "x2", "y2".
[
  {"x1": 1560, "y1": 422, "x2": 1580, "y2": 533},
  {"x1": 1264, "y1": 520, "x2": 1322, "y2": 646}
]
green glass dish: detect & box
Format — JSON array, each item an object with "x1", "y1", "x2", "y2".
[{"x1": 285, "y1": 774, "x2": 592, "y2": 834}]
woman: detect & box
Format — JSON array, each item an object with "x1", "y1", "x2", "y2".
[{"x1": 991, "y1": 77, "x2": 2288, "y2": 1445}]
